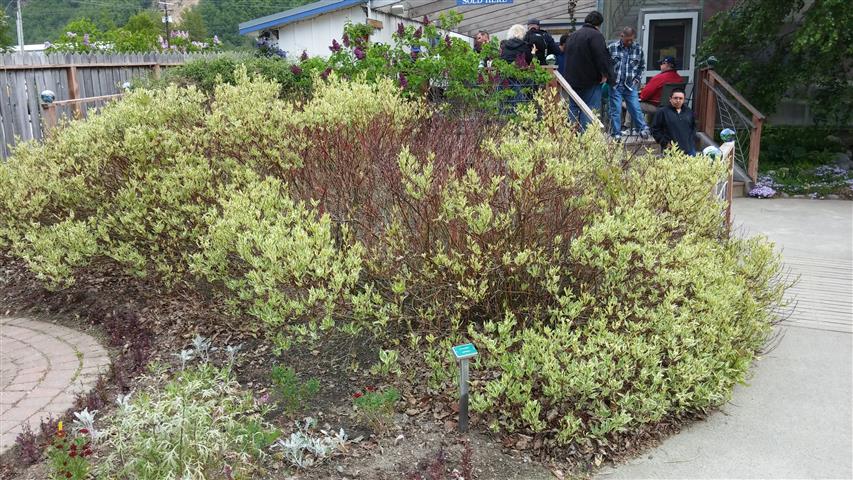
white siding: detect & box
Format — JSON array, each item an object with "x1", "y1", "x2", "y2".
[{"x1": 273, "y1": 6, "x2": 472, "y2": 59}]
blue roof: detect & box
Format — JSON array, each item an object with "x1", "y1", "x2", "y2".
[{"x1": 239, "y1": 0, "x2": 366, "y2": 35}]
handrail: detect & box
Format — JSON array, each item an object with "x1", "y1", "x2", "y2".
[
  {"x1": 550, "y1": 69, "x2": 605, "y2": 130},
  {"x1": 697, "y1": 68, "x2": 765, "y2": 182},
  {"x1": 707, "y1": 69, "x2": 765, "y2": 120}
]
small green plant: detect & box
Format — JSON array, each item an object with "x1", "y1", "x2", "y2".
[
  {"x1": 46, "y1": 422, "x2": 92, "y2": 480},
  {"x1": 353, "y1": 386, "x2": 400, "y2": 433},
  {"x1": 271, "y1": 364, "x2": 320, "y2": 414},
  {"x1": 97, "y1": 364, "x2": 275, "y2": 479},
  {"x1": 370, "y1": 348, "x2": 402, "y2": 377}
]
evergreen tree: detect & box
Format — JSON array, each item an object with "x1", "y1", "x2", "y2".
[{"x1": 178, "y1": 7, "x2": 208, "y2": 41}]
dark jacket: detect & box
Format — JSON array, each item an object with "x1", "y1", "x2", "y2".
[
  {"x1": 499, "y1": 38, "x2": 532, "y2": 65},
  {"x1": 562, "y1": 24, "x2": 615, "y2": 90},
  {"x1": 524, "y1": 28, "x2": 557, "y2": 65},
  {"x1": 651, "y1": 104, "x2": 697, "y2": 155}
]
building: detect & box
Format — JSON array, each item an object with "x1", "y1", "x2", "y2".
[
  {"x1": 238, "y1": 0, "x2": 473, "y2": 59},
  {"x1": 240, "y1": 0, "x2": 739, "y2": 86}
]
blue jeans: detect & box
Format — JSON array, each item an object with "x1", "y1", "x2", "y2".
[
  {"x1": 569, "y1": 85, "x2": 602, "y2": 131},
  {"x1": 608, "y1": 83, "x2": 647, "y2": 135}
]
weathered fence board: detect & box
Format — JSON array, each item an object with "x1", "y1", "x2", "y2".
[{"x1": 0, "y1": 52, "x2": 203, "y2": 160}]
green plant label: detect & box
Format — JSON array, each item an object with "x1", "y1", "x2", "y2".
[{"x1": 452, "y1": 343, "x2": 478, "y2": 360}]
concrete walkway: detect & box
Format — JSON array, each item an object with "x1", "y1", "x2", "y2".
[
  {"x1": 599, "y1": 198, "x2": 853, "y2": 479},
  {"x1": 0, "y1": 317, "x2": 109, "y2": 452}
]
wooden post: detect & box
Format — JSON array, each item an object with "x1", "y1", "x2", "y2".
[
  {"x1": 42, "y1": 103, "x2": 57, "y2": 134},
  {"x1": 66, "y1": 66, "x2": 81, "y2": 119},
  {"x1": 748, "y1": 115, "x2": 763, "y2": 182},
  {"x1": 702, "y1": 72, "x2": 717, "y2": 140},
  {"x1": 153, "y1": 63, "x2": 161, "y2": 80}
]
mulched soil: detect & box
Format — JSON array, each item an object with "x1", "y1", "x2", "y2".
[{"x1": 0, "y1": 253, "x2": 703, "y2": 479}]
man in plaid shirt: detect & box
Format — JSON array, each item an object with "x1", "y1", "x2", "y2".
[{"x1": 608, "y1": 27, "x2": 650, "y2": 140}]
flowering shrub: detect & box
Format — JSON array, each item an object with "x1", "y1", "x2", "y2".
[
  {"x1": 46, "y1": 421, "x2": 93, "y2": 480},
  {"x1": 0, "y1": 72, "x2": 786, "y2": 450}
]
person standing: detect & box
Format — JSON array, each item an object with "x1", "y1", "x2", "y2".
[
  {"x1": 474, "y1": 30, "x2": 490, "y2": 53},
  {"x1": 651, "y1": 87, "x2": 696, "y2": 155},
  {"x1": 524, "y1": 19, "x2": 557, "y2": 65},
  {"x1": 562, "y1": 11, "x2": 614, "y2": 130},
  {"x1": 556, "y1": 33, "x2": 569, "y2": 78},
  {"x1": 607, "y1": 27, "x2": 650, "y2": 140},
  {"x1": 499, "y1": 24, "x2": 532, "y2": 65}
]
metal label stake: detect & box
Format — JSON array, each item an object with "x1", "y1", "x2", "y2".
[{"x1": 452, "y1": 342, "x2": 478, "y2": 433}]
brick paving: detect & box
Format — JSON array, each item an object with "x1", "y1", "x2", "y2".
[{"x1": 0, "y1": 317, "x2": 109, "y2": 453}]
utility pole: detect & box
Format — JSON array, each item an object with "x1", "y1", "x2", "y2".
[
  {"x1": 159, "y1": 1, "x2": 173, "y2": 47},
  {"x1": 16, "y1": 0, "x2": 25, "y2": 52}
]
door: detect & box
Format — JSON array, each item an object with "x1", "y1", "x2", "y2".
[{"x1": 641, "y1": 11, "x2": 699, "y2": 85}]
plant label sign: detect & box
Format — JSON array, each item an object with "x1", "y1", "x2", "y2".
[
  {"x1": 456, "y1": 0, "x2": 513, "y2": 5},
  {"x1": 452, "y1": 343, "x2": 478, "y2": 360}
]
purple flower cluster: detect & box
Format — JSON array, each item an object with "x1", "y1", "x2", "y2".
[
  {"x1": 422, "y1": 15, "x2": 431, "y2": 25},
  {"x1": 342, "y1": 33, "x2": 351, "y2": 47},
  {"x1": 397, "y1": 23, "x2": 405, "y2": 37},
  {"x1": 445, "y1": 35, "x2": 452, "y2": 49},
  {"x1": 814, "y1": 164, "x2": 847, "y2": 177},
  {"x1": 748, "y1": 185, "x2": 777, "y2": 198},
  {"x1": 330, "y1": 39, "x2": 342, "y2": 53},
  {"x1": 414, "y1": 27, "x2": 423, "y2": 39},
  {"x1": 300, "y1": 50, "x2": 309, "y2": 61},
  {"x1": 290, "y1": 65, "x2": 303, "y2": 75},
  {"x1": 354, "y1": 47, "x2": 366, "y2": 60},
  {"x1": 398, "y1": 73, "x2": 408, "y2": 89}
]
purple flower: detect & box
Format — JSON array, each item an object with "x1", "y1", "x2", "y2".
[
  {"x1": 300, "y1": 50, "x2": 308, "y2": 61},
  {"x1": 290, "y1": 64, "x2": 303, "y2": 75},
  {"x1": 423, "y1": 15, "x2": 431, "y2": 25},
  {"x1": 477, "y1": 72, "x2": 484, "y2": 84},
  {"x1": 329, "y1": 39, "x2": 342, "y2": 53},
  {"x1": 514, "y1": 53, "x2": 528, "y2": 68},
  {"x1": 414, "y1": 27, "x2": 423, "y2": 39},
  {"x1": 354, "y1": 47, "x2": 365, "y2": 60},
  {"x1": 321, "y1": 67, "x2": 332, "y2": 80},
  {"x1": 445, "y1": 35, "x2": 452, "y2": 49},
  {"x1": 398, "y1": 73, "x2": 408, "y2": 89},
  {"x1": 342, "y1": 33, "x2": 351, "y2": 47},
  {"x1": 748, "y1": 185, "x2": 777, "y2": 199},
  {"x1": 397, "y1": 23, "x2": 405, "y2": 36},
  {"x1": 411, "y1": 50, "x2": 419, "y2": 60}
]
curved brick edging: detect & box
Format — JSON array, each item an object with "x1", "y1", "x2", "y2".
[{"x1": 0, "y1": 317, "x2": 110, "y2": 452}]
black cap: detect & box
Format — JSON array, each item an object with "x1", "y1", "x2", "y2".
[
  {"x1": 527, "y1": 18, "x2": 540, "y2": 26},
  {"x1": 658, "y1": 56, "x2": 677, "y2": 67}
]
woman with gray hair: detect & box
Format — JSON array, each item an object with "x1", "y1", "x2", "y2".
[{"x1": 499, "y1": 24, "x2": 532, "y2": 65}]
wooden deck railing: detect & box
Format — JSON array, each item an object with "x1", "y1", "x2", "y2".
[
  {"x1": 549, "y1": 68, "x2": 605, "y2": 130},
  {"x1": 696, "y1": 68, "x2": 765, "y2": 182}
]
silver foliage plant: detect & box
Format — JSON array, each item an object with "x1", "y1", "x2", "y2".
[{"x1": 272, "y1": 417, "x2": 348, "y2": 469}]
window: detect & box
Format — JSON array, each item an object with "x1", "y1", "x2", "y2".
[{"x1": 646, "y1": 18, "x2": 693, "y2": 70}]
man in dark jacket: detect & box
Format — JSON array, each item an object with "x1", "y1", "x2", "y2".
[
  {"x1": 651, "y1": 87, "x2": 696, "y2": 155},
  {"x1": 499, "y1": 24, "x2": 532, "y2": 65},
  {"x1": 562, "y1": 11, "x2": 614, "y2": 130},
  {"x1": 523, "y1": 19, "x2": 557, "y2": 65}
]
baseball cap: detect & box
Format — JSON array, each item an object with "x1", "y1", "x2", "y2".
[
  {"x1": 527, "y1": 18, "x2": 541, "y2": 26},
  {"x1": 658, "y1": 56, "x2": 677, "y2": 67}
]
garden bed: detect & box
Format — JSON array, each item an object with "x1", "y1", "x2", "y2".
[{"x1": 0, "y1": 68, "x2": 785, "y2": 479}]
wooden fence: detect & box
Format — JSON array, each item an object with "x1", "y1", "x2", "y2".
[{"x1": 0, "y1": 52, "x2": 210, "y2": 160}]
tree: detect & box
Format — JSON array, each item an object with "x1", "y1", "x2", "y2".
[
  {"x1": 178, "y1": 7, "x2": 208, "y2": 42},
  {"x1": 699, "y1": 0, "x2": 853, "y2": 125},
  {"x1": 197, "y1": 0, "x2": 316, "y2": 48},
  {"x1": 21, "y1": 0, "x2": 150, "y2": 43},
  {"x1": 0, "y1": 13, "x2": 14, "y2": 52}
]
